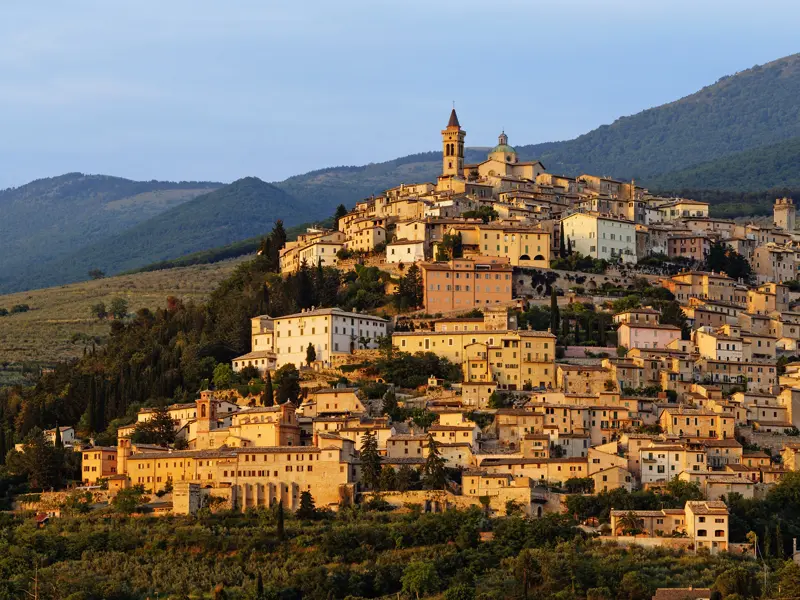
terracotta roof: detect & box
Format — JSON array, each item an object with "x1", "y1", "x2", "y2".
[
  {"x1": 685, "y1": 500, "x2": 728, "y2": 514},
  {"x1": 702, "y1": 438, "x2": 742, "y2": 448}
]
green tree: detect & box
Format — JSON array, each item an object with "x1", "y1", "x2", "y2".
[
  {"x1": 376, "y1": 334, "x2": 395, "y2": 361},
  {"x1": 775, "y1": 561, "x2": 800, "y2": 599},
  {"x1": 274, "y1": 364, "x2": 300, "y2": 404},
  {"x1": 130, "y1": 404, "x2": 176, "y2": 446},
  {"x1": 112, "y1": 484, "x2": 146, "y2": 515},
  {"x1": 705, "y1": 241, "x2": 752, "y2": 281},
  {"x1": 305, "y1": 343, "x2": 316, "y2": 366},
  {"x1": 360, "y1": 431, "x2": 382, "y2": 490},
  {"x1": 619, "y1": 571, "x2": 650, "y2": 600},
  {"x1": 396, "y1": 464, "x2": 415, "y2": 492},
  {"x1": 550, "y1": 287, "x2": 560, "y2": 335},
  {"x1": 379, "y1": 465, "x2": 397, "y2": 491},
  {"x1": 395, "y1": 264, "x2": 424, "y2": 310},
  {"x1": 54, "y1": 424, "x2": 63, "y2": 449},
  {"x1": 401, "y1": 561, "x2": 439, "y2": 600},
  {"x1": 586, "y1": 588, "x2": 612, "y2": 600},
  {"x1": 512, "y1": 548, "x2": 542, "y2": 600},
  {"x1": 713, "y1": 566, "x2": 759, "y2": 599},
  {"x1": 0, "y1": 428, "x2": 7, "y2": 465},
  {"x1": 296, "y1": 491, "x2": 316, "y2": 519},
  {"x1": 264, "y1": 371, "x2": 274, "y2": 407},
  {"x1": 658, "y1": 300, "x2": 690, "y2": 339},
  {"x1": 559, "y1": 222, "x2": 567, "y2": 258},
  {"x1": 462, "y1": 206, "x2": 498, "y2": 223},
  {"x1": 109, "y1": 297, "x2": 129, "y2": 319},
  {"x1": 272, "y1": 220, "x2": 287, "y2": 257},
  {"x1": 618, "y1": 511, "x2": 644, "y2": 534},
  {"x1": 443, "y1": 584, "x2": 475, "y2": 600},
  {"x1": 62, "y1": 490, "x2": 93, "y2": 515},
  {"x1": 422, "y1": 434, "x2": 447, "y2": 490},
  {"x1": 213, "y1": 363, "x2": 233, "y2": 389},
  {"x1": 276, "y1": 499, "x2": 286, "y2": 541},
  {"x1": 89, "y1": 302, "x2": 107, "y2": 319},
  {"x1": 5, "y1": 427, "x2": 62, "y2": 490},
  {"x1": 255, "y1": 572, "x2": 265, "y2": 600},
  {"x1": 334, "y1": 203, "x2": 348, "y2": 228}
]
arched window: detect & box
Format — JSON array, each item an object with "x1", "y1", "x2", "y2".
[{"x1": 201, "y1": 404, "x2": 207, "y2": 418}]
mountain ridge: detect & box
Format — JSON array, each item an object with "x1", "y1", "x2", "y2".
[
  {"x1": 0, "y1": 177, "x2": 307, "y2": 292},
  {"x1": 4, "y1": 52, "x2": 800, "y2": 293}
]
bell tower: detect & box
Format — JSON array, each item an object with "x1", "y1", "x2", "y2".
[{"x1": 441, "y1": 108, "x2": 465, "y2": 178}]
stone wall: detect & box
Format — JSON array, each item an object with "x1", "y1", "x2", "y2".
[
  {"x1": 563, "y1": 346, "x2": 618, "y2": 359},
  {"x1": 360, "y1": 487, "x2": 554, "y2": 517},
  {"x1": 599, "y1": 535, "x2": 694, "y2": 550},
  {"x1": 738, "y1": 426, "x2": 800, "y2": 453},
  {"x1": 15, "y1": 490, "x2": 110, "y2": 512}
]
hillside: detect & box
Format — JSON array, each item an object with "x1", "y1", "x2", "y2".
[
  {"x1": 0, "y1": 173, "x2": 221, "y2": 291},
  {"x1": 275, "y1": 53, "x2": 800, "y2": 210},
  {"x1": 646, "y1": 136, "x2": 800, "y2": 191},
  {"x1": 516, "y1": 53, "x2": 800, "y2": 178},
  {"x1": 274, "y1": 149, "x2": 487, "y2": 213},
  {"x1": 5, "y1": 54, "x2": 800, "y2": 293},
  {"x1": 0, "y1": 257, "x2": 245, "y2": 382},
  {"x1": 126, "y1": 217, "x2": 335, "y2": 274},
  {"x1": 2, "y1": 178, "x2": 310, "y2": 292}
]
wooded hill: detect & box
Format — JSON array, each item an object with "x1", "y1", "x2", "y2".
[{"x1": 4, "y1": 53, "x2": 800, "y2": 293}]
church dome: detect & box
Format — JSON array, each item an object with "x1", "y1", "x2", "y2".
[
  {"x1": 490, "y1": 131, "x2": 516, "y2": 158},
  {"x1": 491, "y1": 143, "x2": 516, "y2": 154}
]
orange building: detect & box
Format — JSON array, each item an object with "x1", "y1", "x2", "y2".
[
  {"x1": 421, "y1": 257, "x2": 513, "y2": 313},
  {"x1": 667, "y1": 234, "x2": 710, "y2": 261},
  {"x1": 81, "y1": 446, "x2": 118, "y2": 484}
]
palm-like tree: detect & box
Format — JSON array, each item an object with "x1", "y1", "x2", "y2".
[{"x1": 618, "y1": 511, "x2": 644, "y2": 534}]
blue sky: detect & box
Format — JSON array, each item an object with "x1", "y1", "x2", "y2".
[{"x1": 0, "y1": 0, "x2": 798, "y2": 189}]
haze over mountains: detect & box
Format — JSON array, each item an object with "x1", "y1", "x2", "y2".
[{"x1": 2, "y1": 53, "x2": 799, "y2": 294}]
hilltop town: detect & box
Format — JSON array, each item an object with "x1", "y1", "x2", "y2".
[{"x1": 9, "y1": 110, "x2": 800, "y2": 593}]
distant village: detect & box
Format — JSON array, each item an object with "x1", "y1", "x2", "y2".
[{"x1": 31, "y1": 109, "x2": 800, "y2": 564}]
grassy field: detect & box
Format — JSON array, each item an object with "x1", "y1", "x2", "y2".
[{"x1": 0, "y1": 257, "x2": 247, "y2": 383}]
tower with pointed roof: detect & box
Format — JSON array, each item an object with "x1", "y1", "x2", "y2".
[{"x1": 441, "y1": 108, "x2": 466, "y2": 178}]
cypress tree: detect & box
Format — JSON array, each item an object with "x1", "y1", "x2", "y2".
[
  {"x1": 87, "y1": 376, "x2": 97, "y2": 433},
  {"x1": 334, "y1": 203, "x2": 348, "y2": 228},
  {"x1": 256, "y1": 572, "x2": 264, "y2": 600},
  {"x1": 763, "y1": 526, "x2": 772, "y2": 559},
  {"x1": 567, "y1": 236, "x2": 573, "y2": 256},
  {"x1": 574, "y1": 318, "x2": 581, "y2": 344},
  {"x1": 559, "y1": 222, "x2": 567, "y2": 258},
  {"x1": 264, "y1": 372, "x2": 274, "y2": 407},
  {"x1": 360, "y1": 431, "x2": 382, "y2": 490},
  {"x1": 598, "y1": 313, "x2": 607, "y2": 346},
  {"x1": 549, "y1": 287, "x2": 560, "y2": 335},
  {"x1": 54, "y1": 424, "x2": 62, "y2": 449},
  {"x1": 96, "y1": 379, "x2": 107, "y2": 433},
  {"x1": 775, "y1": 522, "x2": 784, "y2": 559},
  {"x1": 0, "y1": 428, "x2": 6, "y2": 465},
  {"x1": 276, "y1": 500, "x2": 285, "y2": 542},
  {"x1": 422, "y1": 434, "x2": 447, "y2": 490}
]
